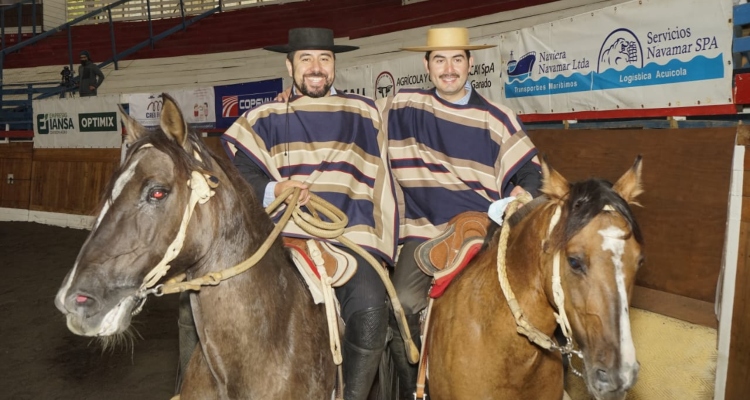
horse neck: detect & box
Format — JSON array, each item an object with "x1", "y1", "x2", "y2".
[{"x1": 187, "y1": 166, "x2": 283, "y2": 283}]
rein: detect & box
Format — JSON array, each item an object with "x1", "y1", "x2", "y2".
[
  {"x1": 495, "y1": 193, "x2": 584, "y2": 377},
  {"x1": 129, "y1": 147, "x2": 419, "y2": 365}
]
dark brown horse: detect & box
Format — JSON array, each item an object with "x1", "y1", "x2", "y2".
[
  {"x1": 427, "y1": 158, "x2": 644, "y2": 400},
  {"x1": 54, "y1": 95, "x2": 335, "y2": 399}
]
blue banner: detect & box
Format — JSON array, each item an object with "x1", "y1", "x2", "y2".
[
  {"x1": 213, "y1": 78, "x2": 283, "y2": 129},
  {"x1": 505, "y1": 54, "x2": 724, "y2": 98}
]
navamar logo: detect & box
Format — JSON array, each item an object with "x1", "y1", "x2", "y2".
[
  {"x1": 504, "y1": 26, "x2": 724, "y2": 99},
  {"x1": 36, "y1": 113, "x2": 75, "y2": 134},
  {"x1": 79, "y1": 112, "x2": 118, "y2": 132}
]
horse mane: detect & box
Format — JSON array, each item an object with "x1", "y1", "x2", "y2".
[
  {"x1": 99, "y1": 129, "x2": 273, "y2": 244},
  {"x1": 483, "y1": 179, "x2": 643, "y2": 252},
  {"x1": 482, "y1": 195, "x2": 547, "y2": 249},
  {"x1": 551, "y1": 178, "x2": 643, "y2": 251}
]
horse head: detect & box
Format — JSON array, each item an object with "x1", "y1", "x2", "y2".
[
  {"x1": 54, "y1": 94, "x2": 240, "y2": 339},
  {"x1": 540, "y1": 156, "x2": 644, "y2": 400}
]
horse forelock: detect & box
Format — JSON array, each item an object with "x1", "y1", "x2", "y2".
[{"x1": 551, "y1": 179, "x2": 642, "y2": 252}]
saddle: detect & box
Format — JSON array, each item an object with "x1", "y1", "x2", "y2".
[
  {"x1": 413, "y1": 212, "x2": 491, "y2": 398},
  {"x1": 284, "y1": 237, "x2": 357, "y2": 304},
  {"x1": 415, "y1": 211, "x2": 491, "y2": 298}
]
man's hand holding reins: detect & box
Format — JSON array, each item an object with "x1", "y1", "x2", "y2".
[{"x1": 276, "y1": 180, "x2": 310, "y2": 206}]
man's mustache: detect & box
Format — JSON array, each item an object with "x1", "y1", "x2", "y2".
[{"x1": 304, "y1": 72, "x2": 329, "y2": 79}]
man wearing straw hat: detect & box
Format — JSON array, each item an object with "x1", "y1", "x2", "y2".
[
  {"x1": 385, "y1": 27, "x2": 542, "y2": 398},
  {"x1": 220, "y1": 28, "x2": 397, "y2": 400}
]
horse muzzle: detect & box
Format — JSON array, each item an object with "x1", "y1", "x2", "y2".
[
  {"x1": 55, "y1": 287, "x2": 139, "y2": 337},
  {"x1": 587, "y1": 361, "x2": 640, "y2": 400}
]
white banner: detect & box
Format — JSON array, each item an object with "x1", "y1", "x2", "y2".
[
  {"x1": 32, "y1": 95, "x2": 122, "y2": 149},
  {"x1": 126, "y1": 88, "x2": 216, "y2": 128},
  {"x1": 337, "y1": 41, "x2": 503, "y2": 102},
  {"x1": 126, "y1": 93, "x2": 164, "y2": 127},
  {"x1": 498, "y1": 0, "x2": 733, "y2": 114}
]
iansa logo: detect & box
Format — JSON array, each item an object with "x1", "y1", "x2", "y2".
[{"x1": 36, "y1": 113, "x2": 75, "y2": 134}]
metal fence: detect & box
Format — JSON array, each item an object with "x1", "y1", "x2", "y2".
[{"x1": 66, "y1": 0, "x2": 303, "y2": 24}]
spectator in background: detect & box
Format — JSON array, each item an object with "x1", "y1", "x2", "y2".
[{"x1": 77, "y1": 50, "x2": 104, "y2": 97}]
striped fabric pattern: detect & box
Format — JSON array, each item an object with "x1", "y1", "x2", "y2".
[
  {"x1": 222, "y1": 93, "x2": 398, "y2": 264},
  {"x1": 386, "y1": 88, "x2": 538, "y2": 241}
]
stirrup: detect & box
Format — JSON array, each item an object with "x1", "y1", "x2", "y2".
[{"x1": 413, "y1": 393, "x2": 427, "y2": 400}]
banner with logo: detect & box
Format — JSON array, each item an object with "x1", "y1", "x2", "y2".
[
  {"x1": 213, "y1": 78, "x2": 283, "y2": 129},
  {"x1": 336, "y1": 43, "x2": 503, "y2": 102},
  {"x1": 127, "y1": 88, "x2": 216, "y2": 128},
  {"x1": 127, "y1": 93, "x2": 165, "y2": 127},
  {"x1": 498, "y1": 0, "x2": 732, "y2": 114},
  {"x1": 32, "y1": 95, "x2": 122, "y2": 148},
  {"x1": 172, "y1": 87, "x2": 216, "y2": 128}
]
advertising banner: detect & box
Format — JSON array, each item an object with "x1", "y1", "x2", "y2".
[
  {"x1": 213, "y1": 78, "x2": 283, "y2": 129},
  {"x1": 336, "y1": 41, "x2": 503, "y2": 102},
  {"x1": 127, "y1": 87, "x2": 216, "y2": 128},
  {"x1": 126, "y1": 93, "x2": 164, "y2": 127},
  {"x1": 172, "y1": 87, "x2": 216, "y2": 128},
  {"x1": 32, "y1": 94, "x2": 122, "y2": 148},
  {"x1": 498, "y1": 0, "x2": 732, "y2": 114}
]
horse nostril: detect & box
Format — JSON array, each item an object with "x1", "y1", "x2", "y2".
[
  {"x1": 67, "y1": 293, "x2": 98, "y2": 313},
  {"x1": 596, "y1": 369, "x2": 609, "y2": 384}
]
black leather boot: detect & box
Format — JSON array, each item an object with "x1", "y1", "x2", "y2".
[
  {"x1": 176, "y1": 292, "x2": 199, "y2": 394},
  {"x1": 343, "y1": 304, "x2": 389, "y2": 400},
  {"x1": 388, "y1": 312, "x2": 422, "y2": 399}
]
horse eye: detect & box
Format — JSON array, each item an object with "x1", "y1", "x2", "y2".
[
  {"x1": 148, "y1": 188, "x2": 168, "y2": 201},
  {"x1": 567, "y1": 256, "x2": 586, "y2": 273}
]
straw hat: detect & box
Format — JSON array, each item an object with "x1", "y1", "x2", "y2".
[
  {"x1": 401, "y1": 27, "x2": 495, "y2": 52},
  {"x1": 264, "y1": 27, "x2": 359, "y2": 54}
]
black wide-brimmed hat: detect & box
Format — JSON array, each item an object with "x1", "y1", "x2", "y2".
[{"x1": 264, "y1": 28, "x2": 359, "y2": 54}]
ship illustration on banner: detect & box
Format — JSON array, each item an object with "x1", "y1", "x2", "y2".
[
  {"x1": 506, "y1": 51, "x2": 536, "y2": 82},
  {"x1": 504, "y1": 27, "x2": 724, "y2": 99}
]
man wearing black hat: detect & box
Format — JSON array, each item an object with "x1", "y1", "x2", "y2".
[
  {"x1": 77, "y1": 50, "x2": 104, "y2": 97},
  {"x1": 220, "y1": 28, "x2": 396, "y2": 400}
]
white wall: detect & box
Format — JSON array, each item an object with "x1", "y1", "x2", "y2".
[{"x1": 43, "y1": 0, "x2": 67, "y2": 31}]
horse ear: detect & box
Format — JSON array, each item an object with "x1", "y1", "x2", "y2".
[
  {"x1": 539, "y1": 157, "x2": 569, "y2": 201},
  {"x1": 613, "y1": 155, "x2": 644, "y2": 205},
  {"x1": 119, "y1": 105, "x2": 145, "y2": 145},
  {"x1": 159, "y1": 93, "x2": 190, "y2": 150}
]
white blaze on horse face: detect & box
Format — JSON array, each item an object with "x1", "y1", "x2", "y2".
[
  {"x1": 598, "y1": 225, "x2": 637, "y2": 379},
  {"x1": 58, "y1": 153, "x2": 147, "y2": 313},
  {"x1": 93, "y1": 152, "x2": 144, "y2": 231}
]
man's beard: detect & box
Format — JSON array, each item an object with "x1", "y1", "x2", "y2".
[
  {"x1": 294, "y1": 71, "x2": 333, "y2": 98},
  {"x1": 80, "y1": 60, "x2": 88, "y2": 66}
]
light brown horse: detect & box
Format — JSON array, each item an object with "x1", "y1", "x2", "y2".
[
  {"x1": 427, "y1": 158, "x2": 644, "y2": 400},
  {"x1": 54, "y1": 94, "x2": 335, "y2": 399}
]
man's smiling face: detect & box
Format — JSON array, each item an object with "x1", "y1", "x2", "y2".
[
  {"x1": 424, "y1": 50, "x2": 473, "y2": 102},
  {"x1": 287, "y1": 50, "x2": 336, "y2": 98}
]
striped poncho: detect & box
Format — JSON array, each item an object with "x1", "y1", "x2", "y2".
[
  {"x1": 222, "y1": 93, "x2": 398, "y2": 264},
  {"x1": 385, "y1": 88, "x2": 539, "y2": 242}
]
